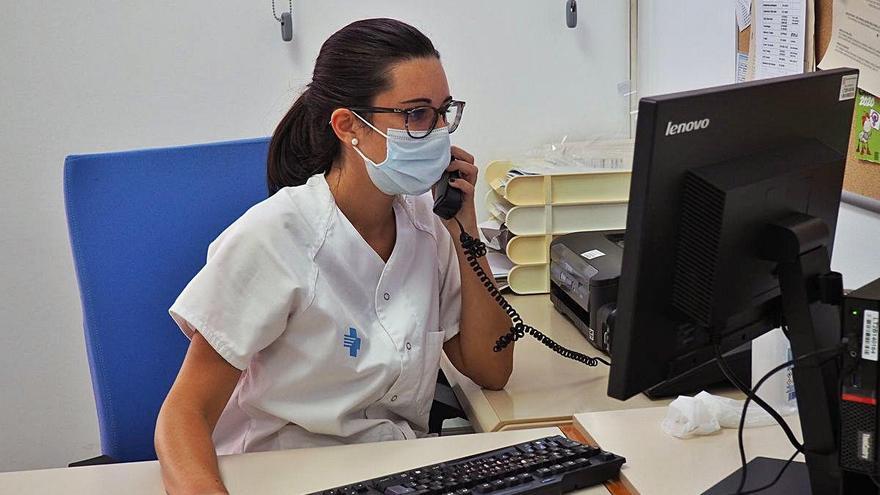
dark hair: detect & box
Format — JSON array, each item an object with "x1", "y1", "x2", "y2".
[{"x1": 267, "y1": 18, "x2": 440, "y2": 195}]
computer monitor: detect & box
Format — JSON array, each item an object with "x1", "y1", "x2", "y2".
[{"x1": 607, "y1": 68, "x2": 869, "y2": 493}]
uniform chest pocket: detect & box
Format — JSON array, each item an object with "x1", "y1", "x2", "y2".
[{"x1": 414, "y1": 330, "x2": 447, "y2": 416}]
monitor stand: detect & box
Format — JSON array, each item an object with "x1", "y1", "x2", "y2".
[
  {"x1": 703, "y1": 457, "x2": 811, "y2": 494},
  {"x1": 760, "y1": 214, "x2": 843, "y2": 493},
  {"x1": 703, "y1": 214, "x2": 877, "y2": 494}
]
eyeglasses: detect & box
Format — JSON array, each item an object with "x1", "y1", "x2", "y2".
[{"x1": 349, "y1": 100, "x2": 466, "y2": 139}]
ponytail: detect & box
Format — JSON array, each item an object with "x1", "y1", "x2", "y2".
[
  {"x1": 266, "y1": 18, "x2": 440, "y2": 195},
  {"x1": 267, "y1": 90, "x2": 339, "y2": 194}
]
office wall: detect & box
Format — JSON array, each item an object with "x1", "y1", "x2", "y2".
[
  {"x1": 0, "y1": 1, "x2": 630, "y2": 471},
  {"x1": 637, "y1": 0, "x2": 736, "y2": 98},
  {"x1": 832, "y1": 204, "x2": 880, "y2": 290}
]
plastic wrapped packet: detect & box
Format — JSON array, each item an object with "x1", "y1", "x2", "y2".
[
  {"x1": 660, "y1": 391, "x2": 793, "y2": 439},
  {"x1": 523, "y1": 135, "x2": 635, "y2": 171}
]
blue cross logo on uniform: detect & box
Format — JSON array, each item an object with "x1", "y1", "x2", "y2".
[{"x1": 343, "y1": 327, "x2": 361, "y2": 357}]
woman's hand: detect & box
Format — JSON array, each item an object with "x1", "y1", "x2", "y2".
[{"x1": 441, "y1": 146, "x2": 479, "y2": 234}]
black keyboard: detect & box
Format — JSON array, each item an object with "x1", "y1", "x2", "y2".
[{"x1": 310, "y1": 435, "x2": 625, "y2": 495}]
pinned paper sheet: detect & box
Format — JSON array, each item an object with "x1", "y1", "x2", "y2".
[
  {"x1": 853, "y1": 90, "x2": 880, "y2": 165},
  {"x1": 736, "y1": 0, "x2": 752, "y2": 31},
  {"x1": 754, "y1": 0, "x2": 806, "y2": 80},
  {"x1": 736, "y1": 51, "x2": 749, "y2": 83},
  {"x1": 818, "y1": 0, "x2": 880, "y2": 97}
]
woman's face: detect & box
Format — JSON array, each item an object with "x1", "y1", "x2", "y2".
[{"x1": 355, "y1": 56, "x2": 452, "y2": 165}]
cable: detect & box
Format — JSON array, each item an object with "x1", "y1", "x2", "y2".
[
  {"x1": 714, "y1": 343, "x2": 805, "y2": 452},
  {"x1": 720, "y1": 343, "x2": 845, "y2": 495},
  {"x1": 732, "y1": 360, "x2": 797, "y2": 494},
  {"x1": 452, "y1": 217, "x2": 610, "y2": 367},
  {"x1": 732, "y1": 346, "x2": 845, "y2": 494},
  {"x1": 733, "y1": 450, "x2": 799, "y2": 495},
  {"x1": 732, "y1": 351, "x2": 820, "y2": 493}
]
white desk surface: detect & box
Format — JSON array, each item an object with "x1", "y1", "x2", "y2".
[
  {"x1": 442, "y1": 294, "x2": 742, "y2": 433},
  {"x1": 0, "y1": 427, "x2": 610, "y2": 495},
  {"x1": 574, "y1": 407, "x2": 804, "y2": 495}
]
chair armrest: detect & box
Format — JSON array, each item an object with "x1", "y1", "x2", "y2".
[
  {"x1": 428, "y1": 381, "x2": 467, "y2": 434},
  {"x1": 433, "y1": 381, "x2": 463, "y2": 412},
  {"x1": 69, "y1": 455, "x2": 119, "y2": 467}
]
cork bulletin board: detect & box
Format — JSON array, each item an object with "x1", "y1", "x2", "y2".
[{"x1": 739, "y1": 0, "x2": 880, "y2": 203}]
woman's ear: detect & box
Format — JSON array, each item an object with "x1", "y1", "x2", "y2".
[{"x1": 330, "y1": 108, "x2": 359, "y2": 147}]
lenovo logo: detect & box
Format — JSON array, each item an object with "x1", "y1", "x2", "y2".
[{"x1": 665, "y1": 118, "x2": 711, "y2": 136}]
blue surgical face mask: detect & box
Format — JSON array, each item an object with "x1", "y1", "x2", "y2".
[{"x1": 350, "y1": 112, "x2": 452, "y2": 196}]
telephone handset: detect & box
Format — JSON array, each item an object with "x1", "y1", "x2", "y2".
[
  {"x1": 432, "y1": 170, "x2": 463, "y2": 220},
  {"x1": 431, "y1": 168, "x2": 608, "y2": 367}
]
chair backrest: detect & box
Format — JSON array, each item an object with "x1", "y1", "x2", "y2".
[{"x1": 63, "y1": 137, "x2": 271, "y2": 462}]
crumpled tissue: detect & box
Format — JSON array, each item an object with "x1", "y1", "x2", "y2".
[{"x1": 661, "y1": 391, "x2": 793, "y2": 439}]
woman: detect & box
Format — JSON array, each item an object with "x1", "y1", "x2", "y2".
[{"x1": 155, "y1": 18, "x2": 514, "y2": 495}]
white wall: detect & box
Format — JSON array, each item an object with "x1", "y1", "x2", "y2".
[
  {"x1": 637, "y1": 0, "x2": 736, "y2": 98},
  {"x1": 0, "y1": 1, "x2": 630, "y2": 472},
  {"x1": 833, "y1": 203, "x2": 880, "y2": 290}
]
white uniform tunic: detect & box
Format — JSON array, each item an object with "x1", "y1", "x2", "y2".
[{"x1": 168, "y1": 174, "x2": 462, "y2": 454}]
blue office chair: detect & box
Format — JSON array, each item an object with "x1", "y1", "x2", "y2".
[
  {"x1": 64, "y1": 137, "x2": 465, "y2": 465},
  {"x1": 64, "y1": 137, "x2": 273, "y2": 464}
]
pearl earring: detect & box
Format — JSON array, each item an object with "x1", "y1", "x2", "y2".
[{"x1": 351, "y1": 138, "x2": 359, "y2": 146}]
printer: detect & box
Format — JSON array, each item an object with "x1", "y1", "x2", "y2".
[
  {"x1": 549, "y1": 231, "x2": 624, "y2": 355},
  {"x1": 549, "y1": 230, "x2": 752, "y2": 398}
]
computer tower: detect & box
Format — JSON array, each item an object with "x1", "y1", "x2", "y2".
[{"x1": 840, "y1": 277, "x2": 880, "y2": 476}]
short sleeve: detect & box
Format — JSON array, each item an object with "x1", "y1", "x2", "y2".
[
  {"x1": 436, "y1": 222, "x2": 462, "y2": 342},
  {"x1": 169, "y1": 210, "x2": 306, "y2": 370}
]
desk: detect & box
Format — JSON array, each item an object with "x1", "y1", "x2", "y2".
[
  {"x1": 0, "y1": 428, "x2": 609, "y2": 495},
  {"x1": 573, "y1": 407, "x2": 803, "y2": 495},
  {"x1": 443, "y1": 294, "x2": 738, "y2": 432}
]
